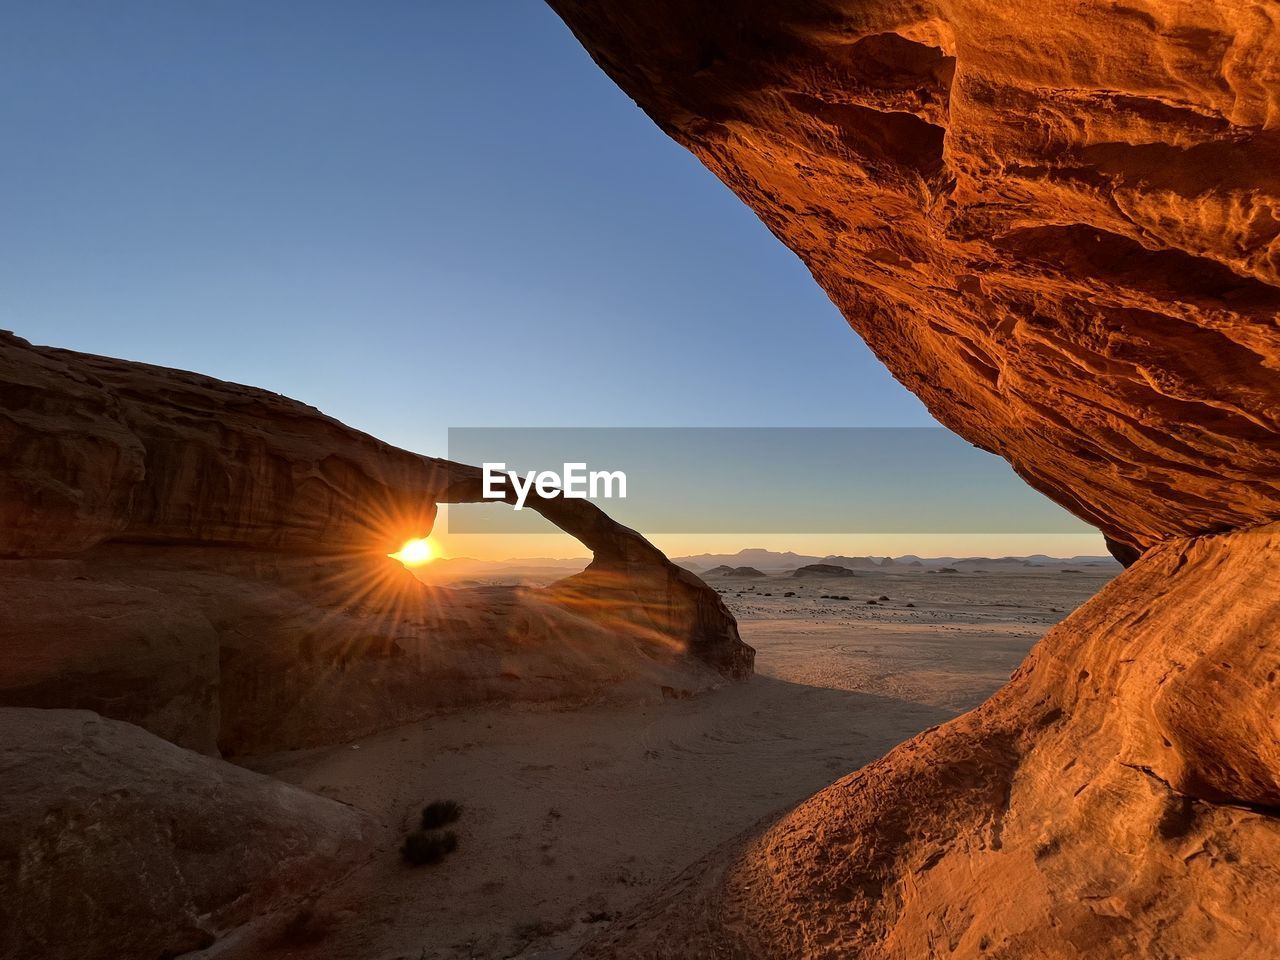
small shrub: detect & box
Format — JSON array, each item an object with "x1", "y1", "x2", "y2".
[
  {"x1": 401, "y1": 829, "x2": 458, "y2": 866},
  {"x1": 421, "y1": 799, "x2": 462, "y2": 829}
]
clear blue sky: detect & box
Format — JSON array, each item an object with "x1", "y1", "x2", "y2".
[{"x1": 0, "y1": 0, "x2": 936, "y2": 458}]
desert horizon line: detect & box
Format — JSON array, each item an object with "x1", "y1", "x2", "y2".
[{"x1": 420, "y1": 545, "x2": 1118, "y2": 565}]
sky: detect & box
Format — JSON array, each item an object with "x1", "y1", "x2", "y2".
[{"x1": 0, "y1": 0, "x2": 1105, "y2": 560}]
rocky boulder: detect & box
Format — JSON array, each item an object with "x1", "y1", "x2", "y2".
[{"x1": 0, "y1": 708, "x2": 375, "y2": 960}]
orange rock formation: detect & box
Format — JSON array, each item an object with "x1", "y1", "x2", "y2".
[
  {"x1": 545, "y1": 1, "x2": 1280, "y2": 955},
  {"x1": 550, "y1": 0, "x2": 1280, "y2": 561}
]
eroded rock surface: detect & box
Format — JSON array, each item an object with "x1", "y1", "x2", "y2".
[
  {"x1": 0, "y1": 708, "x2": 375, "y2": 960},
  {"x1": 0, "y1": 332, "x2": 751, "y2": 754},
  {"x1": 548, "y1": 0, "x2": 1280, "y2": 558},
  {"x1": 544, "y1": 2, "x2": 1280, "y2": 955}
]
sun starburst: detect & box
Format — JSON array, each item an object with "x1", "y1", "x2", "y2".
[{"x1": 389, "y1": 537, "x2": 435, "y2": 567}]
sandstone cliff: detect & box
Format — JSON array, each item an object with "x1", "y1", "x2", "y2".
[{"x1": 545, "y1": 1, "x2": 1280, "y2": 955}]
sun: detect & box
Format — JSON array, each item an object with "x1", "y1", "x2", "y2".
[{"x1": 389, "y1": 537, "x2": 435, "y2": 567}]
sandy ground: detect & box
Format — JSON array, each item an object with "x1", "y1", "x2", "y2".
[{"x1": 237, "y1": 566, "x2": 1116, "y2": 960}]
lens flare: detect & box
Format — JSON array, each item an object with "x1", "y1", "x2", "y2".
[{"x1": 389, "y1": 537, "x2": 435, "y2": 567}]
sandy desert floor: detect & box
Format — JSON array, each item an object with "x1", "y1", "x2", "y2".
[{"x1": 238, "y1": 565, "x2": 1116, "y2": 960}]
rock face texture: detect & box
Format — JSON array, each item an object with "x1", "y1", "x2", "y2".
[
  {"x1": 0, "y1": 331, "x2": 751, "y2": 754},
  {"x1": 544, "y1": 1, "x2": 1280, "y2": 956},
  {"x1": 548, "y1": 0, "x2": 1280, "y2": 559},
  {"x1": 0, "y1": 708, "x2": 375, "y2": 960},
  {"x1": 0, "y1": 572, "x2": 222, "y2": 753}
]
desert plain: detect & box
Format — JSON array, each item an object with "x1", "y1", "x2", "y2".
[{"x1": 226, "y1": 560, "x2": 1117, "y2": 960}]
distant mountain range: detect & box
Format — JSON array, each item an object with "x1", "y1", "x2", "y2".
[
  {"x1": 411, "y1": 548, "x2": 1120, "y2": 582},
  {"x1": 674, "y1": 549, "x2": 828, "y2": 569},
  {"x1": 672, "y1": 548, "x2": 1119, "y2": 571}
]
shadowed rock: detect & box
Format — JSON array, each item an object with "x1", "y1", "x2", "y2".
[
  {"x1": 0, "y1": 332, "x2": 751, "y2": 754},
  {"x1": 0, "y1": 708, "x2": 376, "y2": 960}
]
